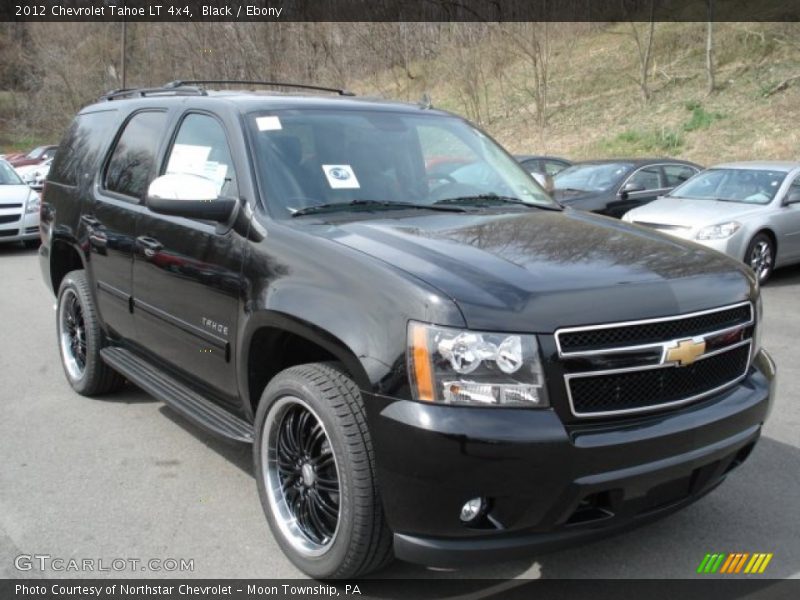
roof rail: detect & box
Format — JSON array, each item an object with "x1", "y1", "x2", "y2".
[
  {"x1": 164, "y1": 80, "x2": 356, "y2": 96},
  {"x1": 99, "y1": 85, "x2": 207, "y2": 102}
]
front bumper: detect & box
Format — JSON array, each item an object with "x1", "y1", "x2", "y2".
[
  {"x1": 0, "y1": 211, "x2": 40, "y2": 243},
  {"x1": 364, "y1": 349, "x2": 775, "y2": 567}
]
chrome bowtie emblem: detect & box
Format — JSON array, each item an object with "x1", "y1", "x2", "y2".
[{"x1": 666, "y1": 338, "x2": 707, "y2": 366}]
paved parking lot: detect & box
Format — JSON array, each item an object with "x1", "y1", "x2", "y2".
[{"x1": 0, "y1": 244, "x2": 798, "y2": 580}]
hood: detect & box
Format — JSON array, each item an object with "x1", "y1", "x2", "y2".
[
  {"x1": 0, "y1": 185, "x2": 31, "y2": 205},
  {"x1": 625, "y1": 197, "x2": 767, "y2": 229},
  {"x1": 312, "y1": 209, "x2": 754, "y2": 332}
]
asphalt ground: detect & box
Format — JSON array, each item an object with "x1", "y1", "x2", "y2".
[{"x1": 1, "y1": 243, "x2": 798, "y2": 581}]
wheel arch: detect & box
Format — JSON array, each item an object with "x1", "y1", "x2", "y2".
[
  {"x1": 50, "y1": 238, "x2": 87, "y2": 294},
  {"x1": 239, "y1": 311, "x2": 372, "y2": 421},
  {"x1": 747, "y1": 228, "x2": 778, "y2": 259}
]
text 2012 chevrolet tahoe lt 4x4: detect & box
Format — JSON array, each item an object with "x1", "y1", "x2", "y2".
[{"x1": 39, "y1": 81, "x2": 776, "y2": 578}]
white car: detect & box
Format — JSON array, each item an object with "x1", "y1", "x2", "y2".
[
  {"x1": 623, "y1": 161, "x2": 800, "y2": 283},
  {"x1": 0, "y1": 159, "x2": 41, "y2": 247},
  {"x1": 15, "y1": 158, "x2": 52, "y2": 190}
]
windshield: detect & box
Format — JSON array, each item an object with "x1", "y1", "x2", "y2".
[
  {"x1": 26, "y1": 146, "x2": 45, "y2": 159},
  {"x1": 553, "y1": 162, "x2": 633, "y2": 192},
  {"x1": 0, "y1": 161, "x2": 23, "y2": 185},
  {"x1": 248, "y1": 109, "x2": 556, "y2": 217},
  {"x1": 670, "y1": 168, "x2": 787, "y2": 205}
]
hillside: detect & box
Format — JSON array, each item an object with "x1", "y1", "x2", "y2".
[
  {"x1": 363, "y1": 22, "x2": 800, "y2": 165},
  {"x1": 1, "y1": 21, "x2": 799, "y2": 166}
]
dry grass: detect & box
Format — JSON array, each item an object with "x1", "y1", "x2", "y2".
[{"x1": 363, "y1": 22, "x2": 800, "y2": 166}]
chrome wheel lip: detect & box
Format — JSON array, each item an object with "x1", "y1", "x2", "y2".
[
  {"x1": 749, "y1": 240, "x2": 773, "y2": 282},
  {"x1": 262, "y1": 396, "x2": 341, "y2": 558},
  {"x1": 58, "y1": 288, "x2": 86, "y2": 381}
]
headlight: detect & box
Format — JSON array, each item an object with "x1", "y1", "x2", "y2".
[
  {"x1": 696, "y1": 221, "x2": 741, "y2": 240},
  {"x1": 407, "y1": 321, "x2": 549, "y2": 407},
  {"x1": 25, "y1": 191, "x2": 40, "y2": 214}
]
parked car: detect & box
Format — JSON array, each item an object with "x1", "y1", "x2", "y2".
[
  {"x1": 0, "y1": 158, "x2": 41, "y2": 247},
  {"x1": 623, "y1": 161, "x2": 800, "y2": 283},
  {"x1": 6, "y1": 144, "x2": 58, "y2": 168},
  {"x1": 515, "y1": 155, "x2": 572, "y2": 190},
  {"x1": 552, "y1": 158, "x2": 701, "y2": 218},
  {"x1": 40, "y1": 81, "x2": 773, "y2": 578},
  {"x1": 16, "y1": 158, "x2": 53, "y2": 190}
]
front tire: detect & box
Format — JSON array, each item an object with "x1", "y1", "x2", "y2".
[
  {"x1": 56, "y1": 270, "x2": 125, "y2": 395},
  {"x1": 745, "y1": 233, "x2": 775, "y2": 284},
  {"x1": 254, "y1": 363, "x2": 393, "y2": 578}
]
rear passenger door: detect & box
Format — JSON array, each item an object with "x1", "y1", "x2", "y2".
[
  {"x1": 90, "y1": 109, "x2": 168, "y2": 342},
  {"x1": 132, "y1": 111, "x2": 246, "y2": 405}
]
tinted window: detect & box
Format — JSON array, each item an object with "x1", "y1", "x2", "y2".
[
  {"x1": 627, "y1": 166, "x2": 662, "y2": 190},
  {"x1": 49, "y1": 110, "x2": 118, "y2": 186},
  {"x1": 520, "y1": 159, "x2": 542, "y2": 173},
  {"x1": 164, "y1": 113, "x2": 237, "y2": 197},
  {"x1": 105, "y1": 111, "x2": 167, "y2": 199},
  {"x1": 663, "y1": 164, "x2": 697, "y2": 187}
]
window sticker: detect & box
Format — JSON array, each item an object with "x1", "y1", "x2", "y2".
[
  {"x1": 167, "y1": 144, "x2": 211, "y2": 174},
  {"x1": 322, "y1": 164, "x2": 360, "y2": 189},
  {"x1": 256, "y1": 116, "x2": 283, "y2": 131}
]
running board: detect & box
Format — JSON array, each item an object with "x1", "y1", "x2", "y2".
[{"x1": 100, "y1": 347, "x2": 254, "y2": 443}]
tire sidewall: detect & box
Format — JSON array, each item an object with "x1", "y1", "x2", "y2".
[
  {"x1": 57, "y1": 272, "x2": 99, "y2": 394},
  {"x1": 253, "y1": 373, "x2": 358, "y2": 578}
]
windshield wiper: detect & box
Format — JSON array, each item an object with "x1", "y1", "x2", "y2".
[
  {"x1": 558, "y1": 187, "x2": 590, "y2": 194},
  {"x1": 291, "y1": 199, "x2": 468, "y2": 217},
  {"x1": 433, "y1": 194, "x2": 561, "y2": 211}
]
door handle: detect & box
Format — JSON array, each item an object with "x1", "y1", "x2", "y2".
[{"x1": 80, "y1": 215, "x2": 101, "y2": 228}]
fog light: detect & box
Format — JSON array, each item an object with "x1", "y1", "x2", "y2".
[{"x1": 459, "y1": 497, "x2": 485, "y2": 523}]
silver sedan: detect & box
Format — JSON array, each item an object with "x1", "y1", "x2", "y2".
[{"x1": 623, "y1": 161, "x2": 800, "y2": 283}]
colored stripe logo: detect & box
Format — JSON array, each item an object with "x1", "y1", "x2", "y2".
[{"x1": 697, "y1": 552, "x2": 773, "y2": 574}]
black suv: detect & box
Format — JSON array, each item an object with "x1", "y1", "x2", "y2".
[{"x1": 39, "y1": 81, "x2": 775, "y2": 578}]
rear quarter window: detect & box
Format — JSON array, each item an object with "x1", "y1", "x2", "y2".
[{"x1": 49, "y1": 109, "x2": 119, "y2": 186}]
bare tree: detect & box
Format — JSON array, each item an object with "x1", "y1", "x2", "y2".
[
  {"x1": 504, "y1": 22, "x2": 551, "y2": 128},
  {"x1": 629, "y1": 0, "x2": 657, "y2": 103},
  {"x1": 705, "y1": 0, "x2": 716, "y2": 94}
]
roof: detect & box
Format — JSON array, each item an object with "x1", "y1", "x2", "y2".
[
  {"x1": 572, "y1": 158, "x2": 700, "y2": 167},
  {"x1": 84, "y1": 86, "x2": 452, "y2": 118},
  {"x1": 711, "y1": 161, "x2": 800, "y2": 172},
  {"x1": 514, "y1": 155, "x2": 571, "y2": 163}
]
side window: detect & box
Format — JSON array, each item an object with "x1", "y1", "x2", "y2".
[
  {"x1": 664, "y1": 164, "x2": 697, "y2": 187},
  {"x1": 104, "y1": 111, "x2": 168, "y2": 199},
  {"x1": 164, "y1": 114, "x2": 237, "y2": 197},
  {"x1": 544, "y1": 160, "x2": 569, "y2": 176},
  {"x1": 49, "y1": 109, "x2": 118, "y2": 186},
  {"x1": 627, "y1": 166, "x2": 662, "y2": 191},
  {"x1": 521, "y1": 159, "x2": 542, "y2": 174}
]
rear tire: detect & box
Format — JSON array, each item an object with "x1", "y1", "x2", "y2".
[
  {"x1": 56, "y1": 270, "x2": 125, "y2": 395},
  {"x1": 254, "y1": 362, "x2": 393, "y2": 578},
  {"x1": 745, "y1": 233, "x2": 775, "y2": 284}
]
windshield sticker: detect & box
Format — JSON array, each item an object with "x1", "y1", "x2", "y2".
[
  {"x1": 322, "y1": 164, "x2": 360, "y2": 189},
  {"x1": 256, "y1": 116, "x2": 283, "y2": 131}
]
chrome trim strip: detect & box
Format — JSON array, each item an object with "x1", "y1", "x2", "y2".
[
  {"x1": 555, "y1": 300, "x2": 753, "y2": 358},
  {"x1": 565, "y1": 340, "x2": 752, "y2": 418}
]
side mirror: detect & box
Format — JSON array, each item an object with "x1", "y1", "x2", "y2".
[
  {"x1": 785, "y1": 189, "x2": 800, "y2": 205},
  {"x1": 621, "y1": 181, "x2": 646, "y2": 194},
  {"x1": 146, "y1": 173, "x2": 237, "y2": 221}
]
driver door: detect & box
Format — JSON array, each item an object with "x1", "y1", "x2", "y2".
[{"x1": 132, "y1": 112, "x2": 246, "y2": 405}]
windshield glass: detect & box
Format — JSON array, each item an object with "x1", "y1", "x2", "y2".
[
  {"x1": 0, "y1": 161, "x2": 23, "y2": 185},
  {"x1": 553, "y1": 162, "x2": 633, "y2": 192},
  {"x1": 670, "y1": 168, "x2": 787, "y2": 204},
  {"x1": 26, "y1": 147, "x2": 45, "y2": 159},
  {"x1": 248, "y1": 109, "x2": 556, "y2": 217}
]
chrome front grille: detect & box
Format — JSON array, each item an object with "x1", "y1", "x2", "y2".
[{"x1": 555, "y1": 302, "x2": 754, "y2": 418}]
